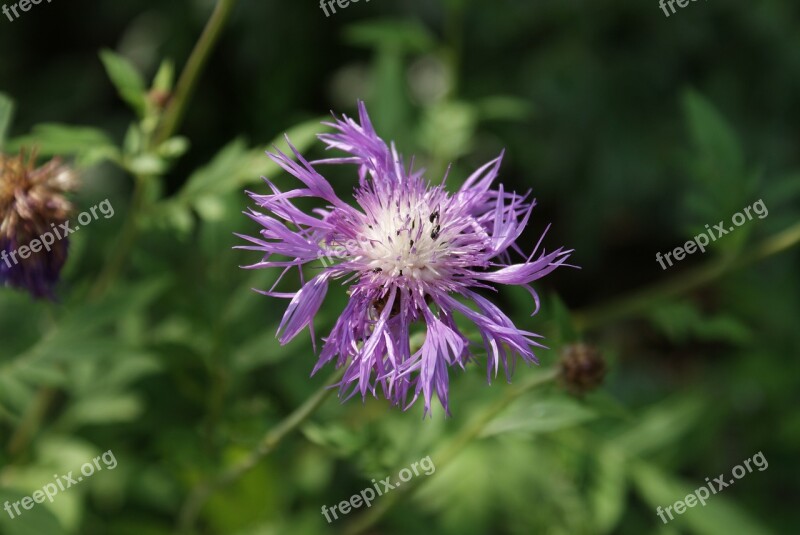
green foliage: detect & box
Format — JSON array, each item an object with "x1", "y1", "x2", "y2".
[
  {"x1": 99, "y1": 50, "x2": 148, "y2": 118},
  {"x1": 1, "y1": 2, "x2": 798, "y2": 535}
]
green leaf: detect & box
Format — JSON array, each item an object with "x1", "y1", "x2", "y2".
[
  {"x1": 647, "y1": 301, "x2": 752, "y2": 346},
  {"x1": 127, "y1": 154, "x2": 168, "y2": 176},
  {"x1": 681, "y1": 90, "x2": 756, "y2": 241},
  {"x1": 177, "y1": 118, "x2": 325, "y2": 214},
  {"x1": 232, "y1": 329, "x2": 293, "y2": 372},
  {"x1": 475, "y1": 96, "x2": 535, "y2": 122},
  {"x1": 617, "y1": 397, "x2": 703, "y2": 457},
  {"x1": 59, "y1": 393, "x2": 144, "y2": 427},
  {"x1": 151, "y1": 59, "x2": 174, "y2": 92},
  {"x1": 99, "y1": 49, "x2": 147, "y2": 116},
  {"x1": 480, "y1": 396, "x2": 597, "y2": 437},
  {"x1": 157, "y1": 137, "x2": 189, "y2": 159},
  {"x1": 419, "y1": 101, "x2": 478, "y2": 161},
  {"x1": 683, "y1": 90, "x2": 743, "y2": 177},
  {"x1": 0, "y1": 489, "x2": 67, "y2": 535},
  {"x1": 590, "y1": 444, "x2": 628, "y2": 533},
  {"x1": 0, "y1": 92, "x2": 14, "y2": 148},
  {"x1": 6, "y1": 124, "x2": 118, "y2": 166},
  {"x1": 344, "y1": 19, "x2": 435, "y2": 52}
]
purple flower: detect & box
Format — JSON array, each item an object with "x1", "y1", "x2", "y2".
[
  {"x1": 0, "y1": 151, "x2": 77, "y2": 299},
  {"x1": 240, "y1": 102, "x2": 573, "y2": 415}
]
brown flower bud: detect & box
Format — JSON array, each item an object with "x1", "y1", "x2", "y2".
[{"x1": 559, "y1": 343, "x2": 606, "y2": 395}]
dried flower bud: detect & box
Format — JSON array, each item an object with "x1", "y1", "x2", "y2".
[
  {"x1": 559, "y1": 343, "x2": 606, "y2": 395},
  {"x1": 0, "y1": 150, "x2": 78, "y2": 299}
]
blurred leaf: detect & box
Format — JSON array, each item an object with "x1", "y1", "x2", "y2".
[
  {"x1": 127, "y1": 154, "x2": 168, "y2": 175},
  {"x1": 177, "y1": 118, "x2": 324, "y2": 215},
  {"x1": 232, "y1": 329, "x2": 294, "y2": 372},
  {"x1": 631, "y1": 461, "x2": 774, "y2": 535},
  {"x1": 7, "y1": 124, "x2": 119, "y2": 167},
  {"x1": 0, "y1": 489, "x2": 66, "y2": 535},
  {"x1": 344, "y1": 19, "x2": 435, "y2": 52},
  {"x1": 681, "y1": 90, "x2": 757, "y2": 250},
  {"x1": 301, "y1": 423, "x2": 366, "y2": 457},
  {"x1": 683, "y1": 90, "x2": 743, "y2": 178},
  {"x1": 647, "y1": 301, "x2": 753, "y2": 345},
  {"x1": 590, "y1": 444, "x2": 628, "y2": 533},
  {"x1": 0, "y1": 92, "x2": 14, "y2": 148},
  {"x1": 419, "y1": 101, "x2": 477, "y2": 162},
  {"x1": 99, "y1": 49, "x2": 147, "y2": 116},
  {"x1": 480, "y1": 395, "x2": 597, "y2": 437},
  {"x1": 59, "y1": 394, "x2": 144, "y2": 427},
  {"x1": 0, "y1": 374, "x2": 35, "y2": 414},
  {"x1": 151, "y1": 59, "x2": 174, "y2": 93},
  {"x1": 475, "y1": 96, "x2": 534, "y2": 122},
  {"x1": 617, "y1": 397, "x2": 703, "y2": 457},
  {"x1": 157, "y1": 137, "x2": 189, "y2": 159}
]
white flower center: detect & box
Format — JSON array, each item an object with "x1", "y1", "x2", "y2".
[{"x1": 358, "y1": 204, "x2": 446, "y2": 281}]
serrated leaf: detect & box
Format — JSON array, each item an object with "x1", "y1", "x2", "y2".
[
  {"x1": 480, "y1": 396, "x2": 597, "y2": 437},
  {"x1": 99, "y1": 49, "x2": 147, "y2": 116}
]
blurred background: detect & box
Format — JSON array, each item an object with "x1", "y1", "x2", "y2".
[{"x1": 1, "y1": 0, "x2": 799, "y2": 533}]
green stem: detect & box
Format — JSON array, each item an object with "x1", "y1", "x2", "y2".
[
  {"x1": 344, "y1": 368, "x2": 560, "y2": 535},
  {"x1": 574, "y1": 220, "x2": 800, "y2": 330},
  {"x1": 89, "y1": 0, "x2": 238, "y2": 300},
  {"x1": 5, "y1": 387, "x2": 56, "y2": 458},
  {"x1": 155, "y1": 0, "x2": 238, "y2": 145},
  {"x1": 177, "y1": 369, "x2": 342, "y2": 533},
  {"x1": 88, "y1": 175, "x2": 147, "y2": 300}
]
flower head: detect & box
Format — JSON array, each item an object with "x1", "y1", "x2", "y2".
[
  {"x1": 240, "y1": 102, "x2": 572, "y2": 415},
  {"x1": 0, "y1": 151, "x2": 77, "y2": 299}
]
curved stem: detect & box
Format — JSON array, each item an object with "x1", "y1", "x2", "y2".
[
  {"x1": 155, "y1": 0, "x2": 238, "y2": 145},
  {"x1": 574, "y1": 220, "x2": 800, "y2": 330},
  {"x1": 344, "y1": 368, "x2": 560, "y2": 535},
  {"x1": 177, "y1": 369, "x2": 342, "y2": 533},
  {"x1": 89, "y1": 0, "x2": 238, "y2": 300}
]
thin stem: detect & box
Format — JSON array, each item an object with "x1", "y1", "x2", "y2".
[
  {"x1": 88, "y1": 175, "x2": 147, "y2": 300},
  {"x1": 344, "y1": 368, "x2": 560, "y2": 535},
  {"x1": 177, "y1": 369, "x2": 343, "y2": 533},
  {"x1": 574, "y1": 220, "x2": 800, "y2": 330},
  {"x1": 5, "y1": 387, "x2": 56, "y2": 458},
  {"x1": 155, "y1": 0, "x2": 238, "y2": 145},
  {"x1": 89, "y1": 0, "x2": 238, "y2": 300}
]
